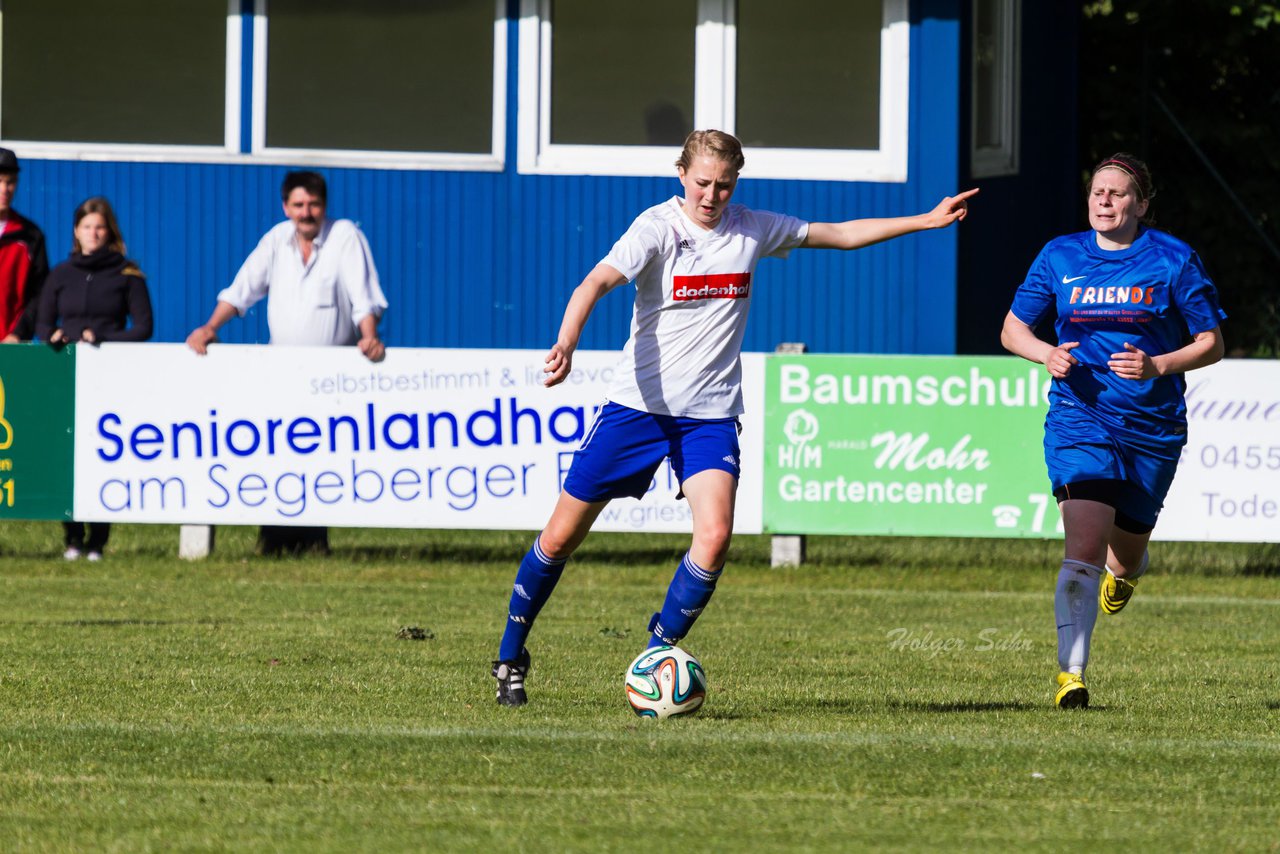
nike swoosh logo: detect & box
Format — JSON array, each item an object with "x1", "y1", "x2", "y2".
[{"x1": 1062, "y1": 275, "x2": 1087, "y2": 284}]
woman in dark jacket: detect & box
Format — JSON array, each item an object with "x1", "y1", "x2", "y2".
[{"x1": 38, "y1": 196, "x2": 153, "y2": 560}]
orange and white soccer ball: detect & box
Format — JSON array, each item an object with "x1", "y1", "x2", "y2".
[{"x1": 624, "y1": 645, "x2": 707, "y2": 719}]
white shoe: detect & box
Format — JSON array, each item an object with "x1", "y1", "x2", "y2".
[
  {"x1": 86, "y1": 551, "x2": 102, "y2": 562},
  {"x1": 63, "y1": 547, "x2": 82, "y2": 561}
]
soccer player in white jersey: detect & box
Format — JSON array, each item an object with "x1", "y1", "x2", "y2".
[{"x1": 493, "y1": 130, "x2": 977, "y2": 706}]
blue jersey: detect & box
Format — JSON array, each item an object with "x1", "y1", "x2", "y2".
[{"x1": 1010, "y1": 227, "x2": 1226, "y2": 450}]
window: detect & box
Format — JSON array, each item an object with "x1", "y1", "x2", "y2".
[
  {"x1": 0, "y1": 0, "x2": 506, "y2": 170},
  {"x1": 735, "y1": 0, "x2": 881, "y2": 151},
  {"x1": 0, "y1": 0, "x2": 234, "y2": 153},
  {"x1": 518, "y1": 0, "x2": 908, "y2": 181},
  {"x1": 256, "y1": 0, "x2": 506, "y2": 168},
  {"x1": 970, "y1": 0, "x2": 1019, "y2": 178},
  {"x1": 549, "y1": 0, "x2": 695, "y2": 147}
]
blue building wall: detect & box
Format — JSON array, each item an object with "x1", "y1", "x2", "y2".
[
  {"x1": 15, "y1": 4, "x2": 974, "y2": 357},
  {"x1": 956, "y1": 2, "x2": 1080, "y2": 354}
]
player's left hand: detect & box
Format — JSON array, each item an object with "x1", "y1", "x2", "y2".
[
  {"x1": 358, "y1": 335, "x2": 386, "y2": 363},
  {"x1": 1108, "y1": 342, "x2": 1157, "y2": 380}
]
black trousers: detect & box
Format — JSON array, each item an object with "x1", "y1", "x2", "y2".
[{"x1": 63, "y1": 521, "x2": 110, "y2": 552}]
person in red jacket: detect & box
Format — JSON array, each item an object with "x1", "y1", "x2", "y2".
[{"x1": 0, "y1": 148, "x2": 49, "y2": 342}]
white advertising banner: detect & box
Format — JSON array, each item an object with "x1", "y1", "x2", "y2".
[
  {"x1": 1158, "y1": 359, "x2": 1280, "y2": 542},
  {"x1": 69, "y1": 346, "x2": 1277, "y2": 543},
  {"x1": 73, "y1": 344, "x2": 766, "y2": 534}
]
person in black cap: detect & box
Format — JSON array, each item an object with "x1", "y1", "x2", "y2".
[{"x1": 0, "y1": 148, "x2": 49, "y2": 342}]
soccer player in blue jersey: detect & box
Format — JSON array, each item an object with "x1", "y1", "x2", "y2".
[
  {"x1": 491, "y1": 129, "x2": 976, "y2": 706},
  {"x1": 1001, "y1": 153, "x2": 1226, "y2": 709}
]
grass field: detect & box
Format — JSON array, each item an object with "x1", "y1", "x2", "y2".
[{"x1": 2, "y1": 522, "x2": 1278, "y2": 852}]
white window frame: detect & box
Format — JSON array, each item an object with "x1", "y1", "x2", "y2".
[
  {"x1": 0, "y1": 0, "x2": 243, "y2": 165},
  {"x1": 251, "y1": 0, "x2": 507, "y2": 172},
  {"x1": 970, "y1": 0, "x2": 1019, "y2": 178},
  {"x1": 517, "y1": 0, "x2": 909, "y2": 182}
]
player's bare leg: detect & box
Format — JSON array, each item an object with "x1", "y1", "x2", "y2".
[
  {"x1": 646, "y1": 469, "x2": 736, "y2": 648},
  {"x1": 682, "y1": 469, "x2": 737, "y2": 571},
  {"x1": 1061, "y1": 498, "x2": 1114, "y2": 568},
  {"x1": 539, "y1": 491, "x2": 610, "y2": 559},
  {"x1": 1101, "y1": 527, "x2": 1153, "y2": 615},
  {"x1": 1105, "y1": 527, "x2": 1151, "y2": 579}
]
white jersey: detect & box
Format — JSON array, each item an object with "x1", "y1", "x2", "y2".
[{"x1": 599, "y1": 198, "x2": 808, "y2": 418}]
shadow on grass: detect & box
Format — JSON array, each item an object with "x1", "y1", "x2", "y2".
[
  {"x1": 326, "y1": 542, "x2": 688, "y2": 566},
  {"x1": 0, "y1": 547, "x2": 69, "y2": 561},
  {"x1": 885, "y1": 699, "x2": 1039, "y2": 713},
  {"x1": 6, "y1": 618, "x2": 230, "y2": 628},
  {"x1": 750, "y1": 698, "x2": 1044, "y2": 716},
  {"x1": 1239, "y1": 544, "x2": 1280, "y2": 576},
  {"x1": 64, "y1": 618, "x2": 223, "y2": 628},
  {"x1": 691, "y1": 710, "x2": 744, "y2": 722}
]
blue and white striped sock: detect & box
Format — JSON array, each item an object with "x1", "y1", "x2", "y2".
[
  {"x1": 498, "y1": 536, "x2": 567, "y2": 661},
  {"x1": 647, "y1": 552, "x2": 722, "y2": 648}
]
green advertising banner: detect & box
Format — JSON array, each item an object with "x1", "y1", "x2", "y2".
[
  {"x1": 0, "y1": 344, "x2": 74, "y2": 520},
  {"x1": 764, "y1": 355, "x2": 1062, "y2": 538}
]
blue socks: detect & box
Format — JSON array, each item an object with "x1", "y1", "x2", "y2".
[
  {"x1": 499, "y1": 544, "x2": 721, "y2": 659},
  {"x1": 498, "y1": 536, "x2": 567, "y2": 661},
  {"x1": 647, "y1": 552, "x2": 722, "y2": 648}
]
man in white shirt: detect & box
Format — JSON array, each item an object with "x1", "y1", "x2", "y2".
[
  {"x1": 186, "y1": 170, "x2": 387, "y2": 357},
  {"x1": 186, "y1": 170, "x2": 389, "y2": 554}
]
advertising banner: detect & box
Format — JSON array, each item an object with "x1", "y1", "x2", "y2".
[
  {"x1": 764, "y1": 355, "x2": 1280, "y2": 543},
  {"x1": 764, "y1": 355, "x2": 1056, "y2": 537},
  {"x1": 1158, "y1": 359, "x2": 1280, "y2": 542},
  {"x1": 73, "y1": 344, "x2": 765, "y2": 534},
  {"x1": 0, "y1": 344, "x2": 74, "y2": 520}
]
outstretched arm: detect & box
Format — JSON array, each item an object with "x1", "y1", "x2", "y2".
[
  {"x1": 543, "y1": 263, "x2": 628, "y2": 387},
  {"x1": 802, "y1": 189, "x2": 978, "y2": 250}
]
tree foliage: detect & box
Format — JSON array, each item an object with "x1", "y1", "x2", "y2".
[{"x1": 1080, "y1": 0, "x2": 1280, "y2": 355}]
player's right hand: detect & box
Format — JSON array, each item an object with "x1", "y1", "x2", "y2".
[
  {"x1": 929, "y1": 187, "x2": 979, "y2": 227},
  {"x1": 1044, "y1": 341, "x2": 1079, "y2": 378},
  {"x1": 186, "y1": 325, "x2": 218, "y2": 355},
  {"x1": 543, "y1": 343, "x2": 573, "y2": 387}
]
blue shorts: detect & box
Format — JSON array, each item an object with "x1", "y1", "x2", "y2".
[
  {"x1": 562, "y1": 402, "x2": 741, "y2": 503},
  {"x1": 1043, "y1": 403, "x2": 1180, "y2": 529}
]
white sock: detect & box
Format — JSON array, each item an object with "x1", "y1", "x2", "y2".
[{"x1": 1055, "y1": 559, "x2": 1101, "y2": 675}]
